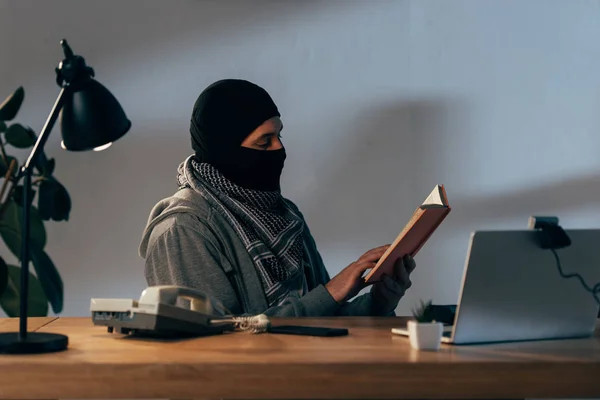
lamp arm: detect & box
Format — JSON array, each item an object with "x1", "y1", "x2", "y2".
[
  {"x1": 18, "y1": 87, "x2": 68, "y2": 339},
  {"x1": 21, "y1": 88, "x2": 68, "y2": 175}
]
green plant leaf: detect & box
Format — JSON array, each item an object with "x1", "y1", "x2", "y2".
[
  {"x1": 0, "y1": 199, "x2": 47, "y2": 260},
  {"x1": 13, "y1": 185, "x2": 35, "y2": 205},
  {"x1": 33, "y1": 151, "x2": 53, "y2": 177},
  {"x1": 0, "y1": 264, "x2": 48, "y2": 317},
  {"x1": 0, "y1": 86, "x2": 24, "y2": 122},
  {"x1": 0, "y1": 120, "x2": 6, "y2": 133},
  {"x1": 5, "y1": 123, "x2": 36, "y2": 148},
  {"x1": 37, "y1": 177, "x2": 71, "y2": 221},
  {"x1": 0, "y1": 256, "x2": 8, "y2": 297},
  {"x1": 0, "y1": 202, "x2": 60, "y2": 313},
  {"x1": 0, "y1": 155, "x2": 17, "y2": 177},
  {"x1": 411, "y1": 299, "x2": 434, "y2": 322},
  {"x1": 13, "y1": 185, "x2": 36, "y2": 208},
  {"x1": 30, "y1": 248, "x2": 63, "y2": 314},
  {"x1": 39, "y1": 158, "x2": 55, "y2": 177}
]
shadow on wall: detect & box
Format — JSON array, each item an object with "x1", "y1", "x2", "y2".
[
  {"x1": 298, "y1": 97, "x2": 471, "y2": 252},
  {"x1": 2, "y1": 0, "x2": 343, "y2": 88},
  {"x1": 450, "y1": 172, "x2": 600, "y2": 230}
]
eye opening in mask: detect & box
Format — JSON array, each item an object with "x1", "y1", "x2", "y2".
[
  {"x1": 241, "y1": 118, "x2": 284, "y2": 151},
  {"x1": 254, "y1": 132, "x2": 283, "y2": 150}
]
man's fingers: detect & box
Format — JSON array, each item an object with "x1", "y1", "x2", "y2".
[
  {"x1": 361, "y1": 245, "x2": 390, "y2": 262},
  {"x1": 353, "y1": 260, "x2": 377, "y2": 273},
  {"x1": 368, "y1": 245, "x2": 390, "y2": 256}
]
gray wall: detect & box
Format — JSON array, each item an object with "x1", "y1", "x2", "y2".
[{"x1": 1, "y1": 0, "x2": 599, "y2": 317}]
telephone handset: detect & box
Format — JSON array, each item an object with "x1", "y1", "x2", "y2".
[
  {"x1": 138, "y1": 285, "x2": 230, "y2": 316},
  {"x1": 90, "y1": 285, "x2": 269, "y2": 338}
]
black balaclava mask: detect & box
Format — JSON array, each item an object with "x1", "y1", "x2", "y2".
[{"x1": 189, "y1": 79, "x2": 285, "y2": 192}]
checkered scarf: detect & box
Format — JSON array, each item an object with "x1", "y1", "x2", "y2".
[{"x1": 176, "y1": 155, "x2": 305, "y2": 307}]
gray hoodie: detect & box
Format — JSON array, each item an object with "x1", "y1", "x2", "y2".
[{"x1": 139, "y1": 187, "x2": 394, "y2": 317}]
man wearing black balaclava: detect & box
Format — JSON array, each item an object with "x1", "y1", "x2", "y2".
[
  {"x1": 189, "y1": 79, "x2": 285, "y2": 192},
  {"x1": 139, "y1": 79, "x2": 416, "y2": 316}
]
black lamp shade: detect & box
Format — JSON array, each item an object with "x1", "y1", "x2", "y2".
[{"x1": 59, "y1": 78, "x2": 131, "y2": 151}]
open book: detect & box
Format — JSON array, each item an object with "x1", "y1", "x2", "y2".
[{"x1": 364, "y1": 185, "x2": 451, "y2": 284}]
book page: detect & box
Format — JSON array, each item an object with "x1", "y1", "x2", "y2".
[{"x1": 422, "y1": 185, "x2": 446, "y2": 206}]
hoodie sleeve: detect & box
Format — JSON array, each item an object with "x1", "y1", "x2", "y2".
[
  {"x1": 143, "y1": 217, "x2": 244, "y2": 314},
  {"x1": 143, "y1": 215, "x2": 341, "y2": 317},
  {"x1": 299, "y1": 211, "x2": 396, "y2": 317}
]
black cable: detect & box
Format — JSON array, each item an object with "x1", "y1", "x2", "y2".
[{"x1": 550, "y1": 248, "x2": 600, "y2": 306}]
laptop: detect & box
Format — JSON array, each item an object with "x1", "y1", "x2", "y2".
[{"x1": 393, "y1": 229, "x2": 600, "y2": 345}]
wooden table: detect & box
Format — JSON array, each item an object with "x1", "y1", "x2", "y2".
[{"x1": 0, "y1": 316, "x2": 599, "y2": 399}]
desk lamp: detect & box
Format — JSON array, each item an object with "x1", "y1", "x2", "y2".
[{"x1": 0, "y1": 39, "x2": 131, "y2": 354}]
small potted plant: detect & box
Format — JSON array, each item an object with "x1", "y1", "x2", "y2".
[{"x1": 408, "y1": 299, "x2": 443, "y2": 351}]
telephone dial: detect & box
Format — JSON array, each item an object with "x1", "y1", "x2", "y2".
[{"x1": 90, "y1": 285, "x2": 269, "y2": 338}]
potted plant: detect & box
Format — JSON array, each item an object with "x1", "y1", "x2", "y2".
[
  {"x1": 408, "y1": 299, "x2": 443, "y2": 351},
  {"x1": 0, "y1": 86, "x2": 71, "y2": 317}
]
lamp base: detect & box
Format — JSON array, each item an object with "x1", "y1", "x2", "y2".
[{"x1": 0, "y1": 332, "x2": 68, "y2": 354}]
